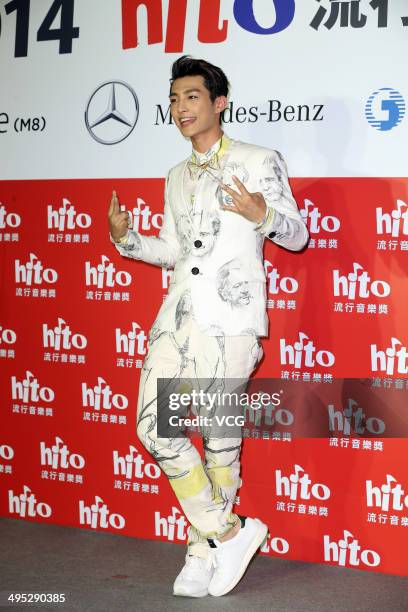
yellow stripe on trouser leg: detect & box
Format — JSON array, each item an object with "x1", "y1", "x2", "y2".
[
  {"x1": 168, "y1": 462, "x2": 209, "y2": 500},
  {"x1": 206, "y1": 465, "x2": 236, "y2": 487}
]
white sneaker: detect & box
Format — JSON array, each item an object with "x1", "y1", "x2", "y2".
[
  {"x1": 173, "y1": 553, "x2": 215, "y2": 598},
  {"x1": 207, "y1": 516, "x2": 268, "y2": 597}
]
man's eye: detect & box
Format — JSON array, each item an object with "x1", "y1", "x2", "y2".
[{"x1": 189, "y1": 95, "x2": 198, "y2": 99}]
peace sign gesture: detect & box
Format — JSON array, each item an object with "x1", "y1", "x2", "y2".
[{"x1": 220, "y1": 175, "x2": 267, "y2": 224}]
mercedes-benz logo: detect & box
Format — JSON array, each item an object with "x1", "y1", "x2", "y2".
[{"x1": 85, "y1": 80, "x2": 139, "y2": 144}]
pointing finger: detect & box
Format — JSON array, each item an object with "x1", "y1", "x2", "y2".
[
  {"x1": 112, "y1": 191, "x2": 120, "y2": 214},
  {"x1": 108, "y1": 192, "x2": 117, "y2": 217}
]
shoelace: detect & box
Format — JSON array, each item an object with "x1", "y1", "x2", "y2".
[{"x1": 181, "y1": 555, "x2": 211, "y2": 578}]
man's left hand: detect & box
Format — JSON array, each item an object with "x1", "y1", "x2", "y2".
[{"x1": 220, "y1": 175, "x2": 266, "y2": 224}]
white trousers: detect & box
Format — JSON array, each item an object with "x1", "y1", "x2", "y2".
[{"x1": 136, "y1": 308, "x2": 263, "y2": 559}]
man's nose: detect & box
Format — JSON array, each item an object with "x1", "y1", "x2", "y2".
[{"x1": 177, "y1": 99, "x2": 188, "y2": 113}]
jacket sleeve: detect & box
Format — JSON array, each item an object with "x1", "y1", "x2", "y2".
[
  {"x1": 109, "y1": 170, "x2": 181, "y2": 268},
  {"x1": 255, "y1": 150, "x2": 309, "y2": 252}
]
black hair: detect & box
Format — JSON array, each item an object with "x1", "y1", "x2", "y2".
[{"x1": 170, "y1": 55, "x2": 230, "y2": 123}]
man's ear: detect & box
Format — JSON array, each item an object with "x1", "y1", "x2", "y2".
[{"x1": 214, "y1": 96, "x2": 228, "y2": 115}]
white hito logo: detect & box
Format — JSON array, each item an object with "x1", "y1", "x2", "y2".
[
  {"x1": 81, "y1": 377, "x2": 128, "y2": 410},
  {"x1": 0, "y1": 325, "x2": 17, "y2": 345},
  {"x1": 11, "y1": 370, "x2": 55, "y2": 403},
  {"x1": 113, "y1": 445, "x2": 160, "y2": 479},
  {"x1": 366, "y1": 474, "x2": 407, "y2": 511},
  {"x1": 376, "y1": 199, "x2": 408, "y2": 237},
  {"x1": 300, "y1": 199, "x2": 340, "y2": 234},
  {"x1": 42, "y1": 317, "x2": 87, "y2": 350},
  {"x1": 370, "y1": 338, "x2": 408, "y2": 375},
  {"x1": 324, "y1": 530, "x2": 380, "y2": 567},
  {"x1": 154, "y1": 506, "x2": 188, "y2": 541},
  {"x1": 79, "y1": 496, "x2": 125, "y2": 530},
  {"x1": 280, "y1": 332, "x2": 335, "y2": 368},
  {"x1": 47, "y1": 198, "x2": 92, "y2": 230},
  {"x1": 328, "y1": 398, "x2": 385, "y2": 435},
  {"x1": 0, "y1": 204, "x2": 21, "y2": 228},
  {"x1": 0, "y1": 444, "x2": 14, "y2": 460},
  {"x1": 115, "y1": 322, "x2": 147, "y2": 356},
  {"x1": 127, "y1": 198, "x2": 163, "y2": 232},
  {"x1": 260, "y1": 534, "x2": 289, "y2": 555},
  {"x1": 244, "y1": 402, "x2": 294, "y2": 428},
  {"x1": 275, "y1": 464, "x2": 330, "y2": 501},
  {"x1": 161, "y1": 268, "x2": 174, "y2": 290},
  {"x1": 332, "y1": 262, "x2": 390, "y2": 299},
  {"x1": 8, "y1": 485, "x2": 52, "y2": 518},
  {"x1": 40, "y1": 436, "x2": 85, "y2": 469},
  {"x1": 15, "y1": 253, "x2": 58, "y2": 285},
  {"x1": 264, "y1": 260, "x2": 298, "y2": 295},
  {"x1": 85, "y1": 255, "x2": 131, "y2": 288}
]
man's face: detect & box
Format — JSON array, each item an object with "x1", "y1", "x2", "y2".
[
  {"x1": 169, "y1": 75, "x2": 224, "y2": 138},
  {"x1": 227, "y1": 270, "x2": 252, "y2": 306},
  {"x1": 259, "y1": 175, "x2": 279, "y2": 198}
]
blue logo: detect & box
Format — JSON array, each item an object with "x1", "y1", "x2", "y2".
[{"x1": 365, "y1": 88, "x2": 405, "y2": 131}]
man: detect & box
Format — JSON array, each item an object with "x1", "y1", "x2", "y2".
[{"x1": 108, "y1": 56, "x2": 308, "y2": 598}]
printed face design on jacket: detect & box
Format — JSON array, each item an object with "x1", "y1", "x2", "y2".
[
  {"x1": 176, "y1": 210, "x2": 221, "y2": 258},
  {"x1": 216, "y1": 258, "x2": 253, "y2": 308},
  {"x1": 216, "y1": 161, "x2": 249, "y2": 206},
  {"x1": 258, "y1": 154, "x2": 284, "y2": 201},
  {"x1": 194, "y1": 209, "x2": 221, "y2": 257},
  {"x1": 176, "y1": 215, "x2": 194, "y2": 257}
]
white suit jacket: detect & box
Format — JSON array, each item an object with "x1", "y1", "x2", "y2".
[{"x1": 110, "y1": 137, "x2": 308, "y2": 337}]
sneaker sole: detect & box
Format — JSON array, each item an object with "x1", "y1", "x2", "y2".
[
  {"x1": 208, "y1": 519, "x2": 268, "y2": 597},
  {"x1": 173, "y1": 587, "x2": 208, "y2": 598}
]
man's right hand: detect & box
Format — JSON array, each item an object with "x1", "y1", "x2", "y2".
[{"x1": 108, "y1": 190, "x2": 131, "y2": 242}]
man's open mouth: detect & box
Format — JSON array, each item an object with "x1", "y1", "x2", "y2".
[{"x1": 180, "y1": 117, "x2": 196, "y2": 126}]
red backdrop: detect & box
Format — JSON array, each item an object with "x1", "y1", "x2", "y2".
[{"x1": 1, "y1": 176, "x2": 407, "y2": 575}]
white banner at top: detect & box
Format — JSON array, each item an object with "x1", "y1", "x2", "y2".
[{"x1": 0, "y1": 0, "x2": 406, "y2": 180}]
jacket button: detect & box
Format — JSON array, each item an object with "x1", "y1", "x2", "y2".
[
  {"x1": 194, "y1": 239, "x2": 202, "y2": 248},
  {"x1": 191, "y1": 267, "x2": 199, "y2": 275}
]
